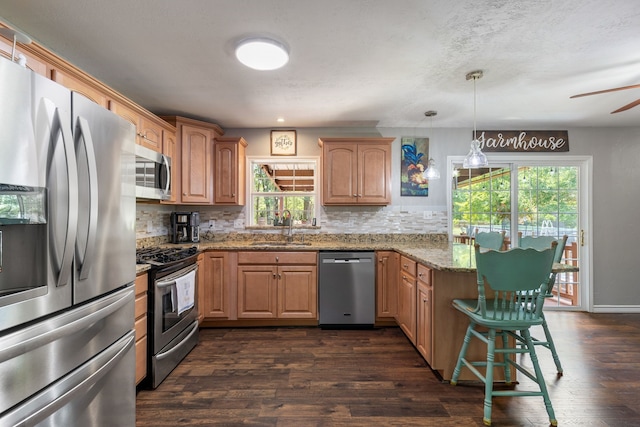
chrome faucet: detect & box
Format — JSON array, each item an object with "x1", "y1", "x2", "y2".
[{"x1": 282, "y1": 209, "x2": 293, "y2": 242}]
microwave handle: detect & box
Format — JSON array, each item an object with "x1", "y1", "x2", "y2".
[
  {"x1": 161, "y1": 154, "x2": 171, "y2": 196},
  {"x1": 75, "y1": 116, "x2": 99, "y2": 280}
]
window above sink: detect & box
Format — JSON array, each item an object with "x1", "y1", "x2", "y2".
[{"x1": 247, "y1": 157, "x2": 320, "y2": 227}]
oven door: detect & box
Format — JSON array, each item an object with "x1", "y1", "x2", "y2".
[{"x1": 153, "y1": 263, "x2": 198, "y2": 354}]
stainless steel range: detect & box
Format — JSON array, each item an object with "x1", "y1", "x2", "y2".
[{"x1": 137, "y1": 246, "x2": 199, "y2": 389}]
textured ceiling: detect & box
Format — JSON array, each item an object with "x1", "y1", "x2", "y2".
[{"x1": 1, "y1": 0, "x2": 639, "y2": 129}]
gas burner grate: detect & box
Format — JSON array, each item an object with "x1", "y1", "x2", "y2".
[{"x1": 136, "y1": 246, "x2": 198, "y2": 266}]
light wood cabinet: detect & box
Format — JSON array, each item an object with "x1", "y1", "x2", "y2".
[
  {"x1": 109, "y1": 100, "x2": 168, "y2": 153},
  {"x1": 376, "y1": 251, "x2": 399, "y2": 320},
  {"x1": 51, "y1": 68, "x2": 109, "y2": 108},
  {"x1": 214, "y1": 137, "x2": 247, "y2": 205},
  {"x1": 237, "y1": 251, "x2": 317, "y2": 319},
  {"x1": 396, "y1": 255, "x2": 417, "y2": 344},
  {"x1": 202, "y1": 251, "x2": 233, "y2": 320},
  {"x1": 416, "y1": 263, "x2": 433, "y2": 365},
  {"x1": 318, "y1": 137, "x2": 394, "y2": 205},
  {"x1": 134, "y1": 272, "x2": 148, "y2": 385},
  {"x1": 162, "y1": 116, "x2": 223, "y2": 205}
]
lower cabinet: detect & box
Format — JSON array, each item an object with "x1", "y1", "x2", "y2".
[
  {"x1": 134, "y1": 272, "x2": 148, "y2": 385},
  {"x1": 416, "y1": 264, "x2": 433, "y2": 365},
  {"x1": 237, "y1": 251, "x2": 317, "y2": 319},
  {"x1": 396, "y1": 255, "x2": 417, "y2": 344},
  {"x1": 202, "y1": 251, "x2": 232, "y2": 319},
  {"x1": 376, "y1": 251, "x2": 399, "y2": 321}
]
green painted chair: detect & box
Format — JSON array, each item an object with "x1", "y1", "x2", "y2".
[
  {"x1": 451, "y1": 243, "x2": 558, "y2": 426},
  {"x1": 518, "y1": 233, "x2": 569, "y2": 375},
  {"x1": 474, "y1": 229, "x2": 506, "y2": 251}
]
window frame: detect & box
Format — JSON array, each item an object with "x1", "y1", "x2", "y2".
[{"x1": 245, "y1": 156, "x2": 321, "y2": 227}]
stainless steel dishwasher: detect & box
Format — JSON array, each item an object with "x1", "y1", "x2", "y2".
[{"x1": 318, "y1": 251, "x2": 375, "y2": 328}]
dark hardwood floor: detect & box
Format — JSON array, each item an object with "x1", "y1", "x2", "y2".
[{"x1": 136, "y1": 312, "x2": 640, "y2": 426}]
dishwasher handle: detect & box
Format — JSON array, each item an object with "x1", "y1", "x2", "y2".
[{"x1": 322, "y1": 257, "x2": 372, "y2": 264}]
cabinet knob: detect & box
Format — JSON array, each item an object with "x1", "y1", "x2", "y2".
[
  {"x1": 275, "y1": 256, "x2": 279, "y2": 262},
  {"x1": 273, "y1": 273, "x2": 277, "y2": 279},
  {"x1": 353, "y1": 194, "x2": 357, "y2": 197}
]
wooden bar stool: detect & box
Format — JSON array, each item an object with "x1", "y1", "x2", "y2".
[{"x1": 450, "y1": 243, "x2": 558, "y2": 426}]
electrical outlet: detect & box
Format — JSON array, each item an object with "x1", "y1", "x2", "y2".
[
  {"x1": 208, "y1": 220, "x2": 215, "y2": 228},
  {"x1": 233, "y1": 219, "x2": 243, "y2": 228},
  {"x1": 146, "y1": 220, "x2": 153, "y2": 233},
  {"x1": 423, "y1": 211, "x2": 433, "y2": 219}
]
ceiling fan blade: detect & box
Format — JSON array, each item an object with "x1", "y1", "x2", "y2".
[
  {"x1": 571, "y1": 83, "x2": 640, "y2": 99},
  {"x1": 611, "y1": 98, "x2": 640, "y2": 114}
]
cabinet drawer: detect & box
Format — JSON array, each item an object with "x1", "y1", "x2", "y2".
[
  {"x1": 400, "y1": 256, "x2": 416, "y2": 276},
  {"x1": 135, "y1": 293, "x2": 147, "y2": 318},
  {"x1": 135, "y1": 273, "x2": 148, "y2": 296},
  {"x1": 237, "y1": 251, "x2": 317, "y2": 265},
  {"x1": 134, "y1": 314, "x2": 147, "y2": 341},
  {"x1": 417, "y1": 264, "x2": 432, "y2": 286}
]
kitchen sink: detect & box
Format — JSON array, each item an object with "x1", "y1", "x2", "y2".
[{"x1": 250, "y1": 242, "x2": 312, "y2": 247}]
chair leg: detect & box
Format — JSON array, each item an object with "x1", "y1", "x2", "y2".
[
  {"x1": 451, "y1": 323, "x2": 474, "y2": 386},
  {"x1": 540, "y1": 312, "x2": 563, "y2": 375},
  {"x1": 500, "y1": 331, "x2": 512, "y2": 385},
  {"x1": 483, "y1": 328, "x2": 497, "y2": 426},
  {"x1": 522, "y1": 329, "x2": 557, "y2": 426}
]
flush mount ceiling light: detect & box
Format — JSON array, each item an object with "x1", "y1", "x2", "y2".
[
  {"x1": 235, "y1": 38, "x2": 289, "y2": 71},
  {"x1": 463, "y1": 70, "x2": 489, "y2": 169}
]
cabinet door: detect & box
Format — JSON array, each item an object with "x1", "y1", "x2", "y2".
[
  {"x1": 376, "y1": 251, "x2": 399, "y2": 320},
  {"x1": 277, "y1": 265, "x2": 317, "y2": 319},
  {"x1": 417, "y1": 281, "x2": 432, "y2": 365},
  {"x1": 138, "y1": 116, "x2": 163, "y2": 152},
  {"x1": 214, "y1": 139, "x2": 246, "y2": 205},
  {"x1": 322, "y1": 142, "x2": 358, "y2": 204},
  {"x1": 358, "y1": 143, "x2": 391, "y2": 204},
  {"x1": 51, "y1": 69, "x2": 108, "y2": 108},
  {"x1": 237, "y1": 265, "x2": 277, "y2": 318},
  {"x1": 181, "y1": 124, "x2": 213, "y2": 204},
  {"x1": 203, "y1": 252, "x2": 230, "y2": 319},
  {"x1": 397, "y1": 273, "x2": 416, "y2": 344},
  {"x1": 134, "y1": 273, "x2": 148, "y2": 385}
]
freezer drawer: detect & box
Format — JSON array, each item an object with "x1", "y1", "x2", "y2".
[
  {"x1": 318, "y1": 251, "x2": 375, "y2": 327},
  {"x1": 0, "y1": 285, "x2": 134, "y2": 416},
  {"x1": 0, "y1": 331, "x2": 135, "y2": 426}
]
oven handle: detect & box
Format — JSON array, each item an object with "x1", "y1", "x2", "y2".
[
  {"x1": 155, "y1": 321, "x2": 199, "y2": 361},
  {"x1": 156, "y1": 264, "x2": 198, "y2": 289}
]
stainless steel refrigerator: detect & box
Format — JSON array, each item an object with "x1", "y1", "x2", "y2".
[{"x1": 0, "y1": 56, "x2": 136, "y2": 425}]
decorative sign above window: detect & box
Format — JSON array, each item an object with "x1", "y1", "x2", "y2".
[{"x1": 475, "y1": 130, "x2": 569, "y2": 153}]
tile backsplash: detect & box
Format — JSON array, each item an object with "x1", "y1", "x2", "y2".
[{"x1": 136, "y1": 203, "x2": 448, "y2": 245}]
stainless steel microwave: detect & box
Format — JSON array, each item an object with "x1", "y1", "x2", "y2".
[{"x1": 135, "y1": 144, "x2": 171, "y2": 200}]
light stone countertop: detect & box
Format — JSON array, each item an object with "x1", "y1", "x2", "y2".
[{"x1": 137, "y1": 237, "x2": 578, "y2": 274}]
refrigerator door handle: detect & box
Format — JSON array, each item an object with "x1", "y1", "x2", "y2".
[
  {"x1": 74, "y1": 116, "x2": 99, "y2": 281},
  {"x1": 162, "y1": 153, "x2": 171, "y2": 196},
  {"x1": 0, "y1": 287, "x2": 132, "y2": 363},
  {"x1": 0, "y1": 332, "x2": 135, "y2": 427},
  {"x1": 51, "y1": 107, "x2": 79, "y2": 288}
]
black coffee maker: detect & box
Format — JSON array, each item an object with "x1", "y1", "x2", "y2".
[{"x1": 170, "y1": 212, "x2": 200, "y2": 243}]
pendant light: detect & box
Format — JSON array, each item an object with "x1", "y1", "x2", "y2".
[
  {"x1": 422, "y1": 110, "x2": 440, "y2": 180},
  {"x1": 463, "y1": 70, "x2": 489, "y2": 169}
]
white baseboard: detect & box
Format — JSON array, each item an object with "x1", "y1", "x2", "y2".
[{"x1": 592, "y1": 305, "x2": 640, "y2": 313}]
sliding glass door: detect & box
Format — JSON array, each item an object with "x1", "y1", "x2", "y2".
[{"x1": 449, "y1": 158, "x2": 588, "y2": 310}]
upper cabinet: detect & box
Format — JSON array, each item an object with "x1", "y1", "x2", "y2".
[
  {"x1": 51, "y1": 68, "x2": 109, "y2": 108},
  {"x1": 162, "y1": 116, "x2": 223, "y2": 205},
  {"x1": 109, "y1": 100, "x2": 170, "y2": 153},
  {"x1": 318, "y1": 137, "x2": 394, "y2": 205},
  {"x1": 214, "y1": 137, "x2": 247, "y2": 205}
]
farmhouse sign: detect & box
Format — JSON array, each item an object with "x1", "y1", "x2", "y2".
[{"x1": 475, "y1": 131, "x2": 569, "y2": 153}]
